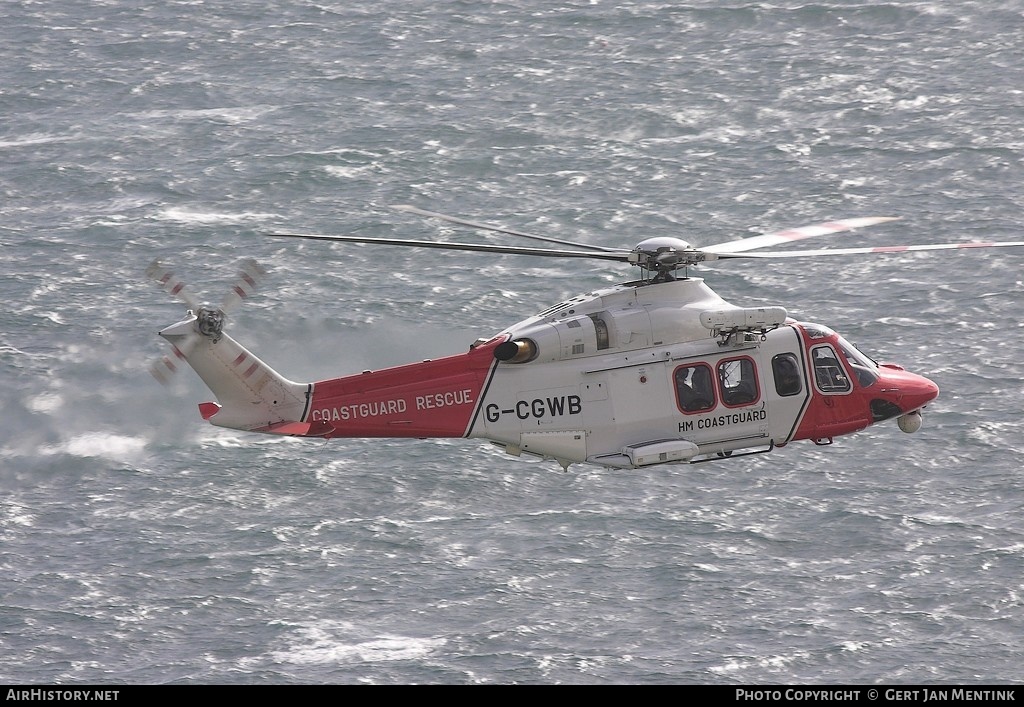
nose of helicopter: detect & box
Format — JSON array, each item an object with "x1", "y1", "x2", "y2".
[{"x1": 876, "y1": 364, "x2": 940, "y2": 415}]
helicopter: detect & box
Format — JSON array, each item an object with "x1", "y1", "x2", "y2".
[{"x1": 150, "y1": 206, "x2": 1024, "y2": 470}]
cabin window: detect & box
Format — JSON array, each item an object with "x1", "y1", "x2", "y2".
[
  {"x1": 811, "y1": 345, "x2": 851, "y2": 393},
  {"x1": 718, "y1": 357, "x2": 759, "y2": 407},
  {"x1": 675, "y1": 363, "x2": 716, "y2": 413},
  {"x1": 589, "y1": 314, "x2": 610, "y2": 350},
  {"x1": 771, "y1": 353, "x2": 803, "y2": 397}
]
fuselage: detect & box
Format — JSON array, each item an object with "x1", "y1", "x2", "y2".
[{"x1": 300, "y1": 278, "x2": 939, "y2": 468}]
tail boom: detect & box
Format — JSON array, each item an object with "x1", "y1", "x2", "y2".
[
  {"x1": 160, "y1": 311, "x2": 504, "y2": 440},
  {"x1": 305, "y1": 338, "x2": 503, "y2": 439}
]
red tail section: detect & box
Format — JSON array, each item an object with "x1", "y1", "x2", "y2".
[{"x1": 305, "y1": 337, "x2": 504, "y2": 438}]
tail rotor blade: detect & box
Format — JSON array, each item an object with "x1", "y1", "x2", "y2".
[
  {"x1": 148, "y1": 330, "x2": 202, "y2": 386},
  {"x1": 150, "y1": 345, "x2": 187, "y2": 386},
  {"x1": 146, "y1": 260, "x2": 201, "y2": 310},
  {"x1": 220, "y1": 258, "x2": 268, "y2": 313}
]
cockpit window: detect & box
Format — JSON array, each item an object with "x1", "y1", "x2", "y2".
[
  {"x1": 811, "y1": 345, "x2": 851, "y2": 393},
  {"x1": 836, "y1": 337, "x2": 879, "y2": 388}
]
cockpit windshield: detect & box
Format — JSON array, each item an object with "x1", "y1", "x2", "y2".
[
  {"x1": 800, "y1": 322, "x2": 879, "y2": 389},
  {"x1": 835, "y1": 335, "x2": 879, "y2": 388},
  {"x1": 801, "y1": 323, "x2": 835, "y2": 339}
]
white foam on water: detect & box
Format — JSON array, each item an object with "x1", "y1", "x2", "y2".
[
  {"x1": 272, "y1": 621, "x2": 447, "y2": 665},
  {"x1": 56, "y1": 433, "x2": 148, "y2": 463},
  {"x1": 154, "y1": 208, "x2": 281, "y2": 225}
]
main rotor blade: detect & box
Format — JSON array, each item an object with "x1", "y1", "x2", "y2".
[
  {"x1": 711, "y1": 240, "x2": 1024, "y2": 259},
  {"x1": 269, "y1": 232, "x2": 633, "y2": 262},
  {"x1": 390, "y1": 204, "x2": 627, "y2": 253},
  {"x1": 704, "y1": 217, "x2": 901, "y2": 254}
]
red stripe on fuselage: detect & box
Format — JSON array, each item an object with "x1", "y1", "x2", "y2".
[{"x1": 305, "y1": 337, "x2": 504, "y2": 438}]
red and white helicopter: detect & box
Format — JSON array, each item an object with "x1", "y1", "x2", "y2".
[{"x1": 149, "y1": 207, "x2": 1024, "y2": 470}]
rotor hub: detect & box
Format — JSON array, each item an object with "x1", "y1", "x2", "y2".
[
  {"x1": 630, "y1": 236, "x2": 704, "y2": 278},
  {"x1": 195, "y1": 306, "x2": 226, "y2": 342}
]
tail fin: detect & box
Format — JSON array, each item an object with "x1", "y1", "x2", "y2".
[{"x1": 159, "y1": 314, "x2": 316, "y2": 435}]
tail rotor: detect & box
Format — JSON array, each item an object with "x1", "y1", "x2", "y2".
[{"x1": 146, "y1": 258, "x2": 269, "y2": 385}]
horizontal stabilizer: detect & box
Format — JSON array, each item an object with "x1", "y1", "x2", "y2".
[{"x1": 198, "y1": 401, "x2": 220, "y2": 420}]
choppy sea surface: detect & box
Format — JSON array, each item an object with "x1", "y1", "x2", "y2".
[{"x1": 3, "y1": 0, "x2": 1024, "y2": 685}]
